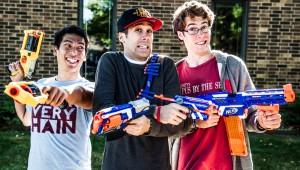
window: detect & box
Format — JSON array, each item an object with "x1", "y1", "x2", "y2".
[
  {"x1": 79, "y1": 0, "x2": 116, "y2": 81},
  {"x1": 212, "y1": 0, "x2": 249, "y2": 60}
]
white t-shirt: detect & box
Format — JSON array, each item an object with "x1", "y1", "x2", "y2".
[{"x1": 27, "y1": 77, "x2": 94, "y2": 170}]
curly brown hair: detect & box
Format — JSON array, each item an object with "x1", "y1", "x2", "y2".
[{"x1": 172, "y1": 1, "x2": 215, "y2": 34}]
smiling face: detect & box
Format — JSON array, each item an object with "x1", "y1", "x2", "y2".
[
  {"x1": 119, "y1": 22, "x2": 153, "y2": 61},
  {"x1": 177, "y1": 16, "x2": 212, "y2": 57},
  {"x1": 53, "y1": 33, "x2": 86, "y2": 77}
]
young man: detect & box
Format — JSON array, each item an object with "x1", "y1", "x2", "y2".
[
  {"x1": 170, "y1": 1, "x2": 282, "y2": 170},
  {"x1": 93, "y1": 8, "x2": 189, "y2": 170},
  {"x1": 8, "y1": 25, "x2": 94, "y2": 170}
]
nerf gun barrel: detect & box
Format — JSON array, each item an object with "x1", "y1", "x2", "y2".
[
  {"x1": 92, "y1": 98, "x2": 150, "y2": 135},
  {"x1": 4, "y1": 81, "x2": 48, "y2": 107},
  {"x1": 19, "y1": 30, "x2": 44, "y2": 79}
]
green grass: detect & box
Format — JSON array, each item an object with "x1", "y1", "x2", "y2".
[
  {"x1": 0, "y1": 130, "x2": 105, "y2": 170},
  {"x1": 249, "y1": 132, "x2": 300, "y2": 170},
  {"x1": 0, "y1": 131, "x2": 29, "y2": 170},
  {"x1": 0, "y1": 130, "x2": 299, "y2": 170}
]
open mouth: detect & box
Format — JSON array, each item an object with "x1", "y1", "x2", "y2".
[
  {"x1": 66, "y1": 57, "x2": 79, "y2": 65},
  {"x1": 196, "y1": 40, "x2": 207, "y2": 46},
  {"x1": 137, "y1": 44, "x2": 149, "y2": 49}
]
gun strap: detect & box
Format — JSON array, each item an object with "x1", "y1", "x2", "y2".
[
  {"x1": 224, "y1": 79, "x2": 248, "y2": 156},
  {"x1": 138, "y1": 53, "x2": 160, "y2": 100}
]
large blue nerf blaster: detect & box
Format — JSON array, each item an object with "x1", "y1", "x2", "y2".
[
  {"x1": 92, "y1": 98, "x2": 150, "y2": 135},
  {"x1": 155, "y1": 84, "x2": 296, "y2": 120},
  {"x1": 155, "y1": 84, "x2": 296, "y2": 156}
]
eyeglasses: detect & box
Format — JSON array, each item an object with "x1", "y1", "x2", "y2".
[{"x1": 182, "y1": 25, "x2": 211, "y2": 35}]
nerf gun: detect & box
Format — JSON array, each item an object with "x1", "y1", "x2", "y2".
[
  {"x1": 4, "y1": 81, "x2": 70, "y2": 109},
  {"x1": 8, "y1": 30, "x2": 45, "y2": 79},
  {"x1": 155, "y1": 84, "x2": 295, "y2": 120},
  {"x1": 92, "y1": 98, "x2": 150, "y2": 135},
  {"x1": 155, "y1": 84, "x2": 296, "y2": 156},
  {"x1": 4, "y1": 81, "x2": 47, "y2": 107}
]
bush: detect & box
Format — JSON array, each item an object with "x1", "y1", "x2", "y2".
[{"x1": 0, "y1": 95, "x2": 24, "y2": 130}]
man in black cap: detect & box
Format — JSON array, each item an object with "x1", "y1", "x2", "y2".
[{"x1": 93, "y1": 8, "x2": 189, "y2": 170}]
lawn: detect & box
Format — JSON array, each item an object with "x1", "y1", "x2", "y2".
[{"x1": 0, "y1": 129, "x2": 299, "y2": 170}]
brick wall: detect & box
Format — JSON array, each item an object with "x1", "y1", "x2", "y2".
[
  {"x1": 1, "y1": 0, "x2": 299, "y2": 102},
  {"x1": 247, "y1": 0, "x2": 300, "y2": 93},
  {"x1": 0, "y1": 0, "x2": 78, "y2": 104},
  {"x1": 117, "y1": 0, "x2": 300, "y2": 94}
]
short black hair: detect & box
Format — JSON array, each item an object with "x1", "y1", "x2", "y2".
[{"x1": 54, "y1": 25, "x2": 89, "y2": 50}]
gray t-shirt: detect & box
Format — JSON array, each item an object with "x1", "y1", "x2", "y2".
[{"x1": 26, "y1": 77, "x2": 94, "y2": 170}]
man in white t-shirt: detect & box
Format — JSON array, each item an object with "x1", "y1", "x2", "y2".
[{"x1": 8, "y1": 25, "x2": 94, "y2": 170}]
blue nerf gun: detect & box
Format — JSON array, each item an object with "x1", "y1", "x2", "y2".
[
  {"x1": 92, "y1": 98, "x2": 150, "y2": 135},
  {"x1": 154, "y1": 84, "x2": 296, "y2": 120},
  {"x1": 197, "y1": 84, "x2": 296, "y2": 117}
]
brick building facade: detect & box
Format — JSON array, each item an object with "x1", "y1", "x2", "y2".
[{"x1": 0, "y1": 0, "x2": 299, "y2": 105}]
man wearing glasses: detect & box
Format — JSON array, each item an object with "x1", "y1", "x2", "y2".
[{"x1": 170, "y1": 1, "x2": 282, "y2": 170}]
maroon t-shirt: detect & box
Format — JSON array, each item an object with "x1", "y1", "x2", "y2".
[{"x1": 176, "y1": 57, "x2": 232, "y2": 170}]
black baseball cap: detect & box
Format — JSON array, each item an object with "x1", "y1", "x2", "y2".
[{"x1": 117, "y1": 8, "x2": 163, "y2": 32}]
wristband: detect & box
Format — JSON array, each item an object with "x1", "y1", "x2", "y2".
[{"x1": 156, "y1": 106, "x2": 161, "y2": 123}]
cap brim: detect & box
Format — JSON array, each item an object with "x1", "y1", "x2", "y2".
[{"x1": 124, "y1": 17, "x2": 163, "y2": 31}]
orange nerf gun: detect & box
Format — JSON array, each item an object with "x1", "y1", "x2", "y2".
[
  {"x1": 9, "y1": 30, "x2": 45, "y2": 79},
  {"x1": 4, "y1": 81, "x2": 47, "y2": 107}
]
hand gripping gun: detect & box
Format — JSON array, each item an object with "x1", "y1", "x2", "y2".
[
  {"x1": 8, "y1": 30, "x2": 45, "y2": 79},
  {"x1": 92, "y1": 98, "x2": 151, "y2": 135},
  {"x1": 155, "y1": 84, "x2": 296, "y2": 156},
  {"x1": 4, "y1": 81, "x2": 47, "y2": 107},
  {"x1": 154, "y1": 95, "x2": 212, "y2": 121},
  {"x1": 4, "y1": 81, "x2": 70, "y2": 108}
]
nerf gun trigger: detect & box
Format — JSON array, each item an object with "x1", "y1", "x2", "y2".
[
  {"x1": 19, "y1": 30, "x2": 45, "y2": 79},
  {"x1": 283, "y1": 84, "x2": 296, "y2": 103}
]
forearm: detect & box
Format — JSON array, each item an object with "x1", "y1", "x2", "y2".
[
  {"x1": 66, "y1": 86, "x2": 93, "y2": 110},
  {"x1": 14, "y1": 101, "x2": 30, "y2": 126},
  {"x1": 147, "y1": 106, "x2": 194, "y2": 137},
  {"x1": 147, "y1": 117, "x2": 193, "y2": 137}
]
